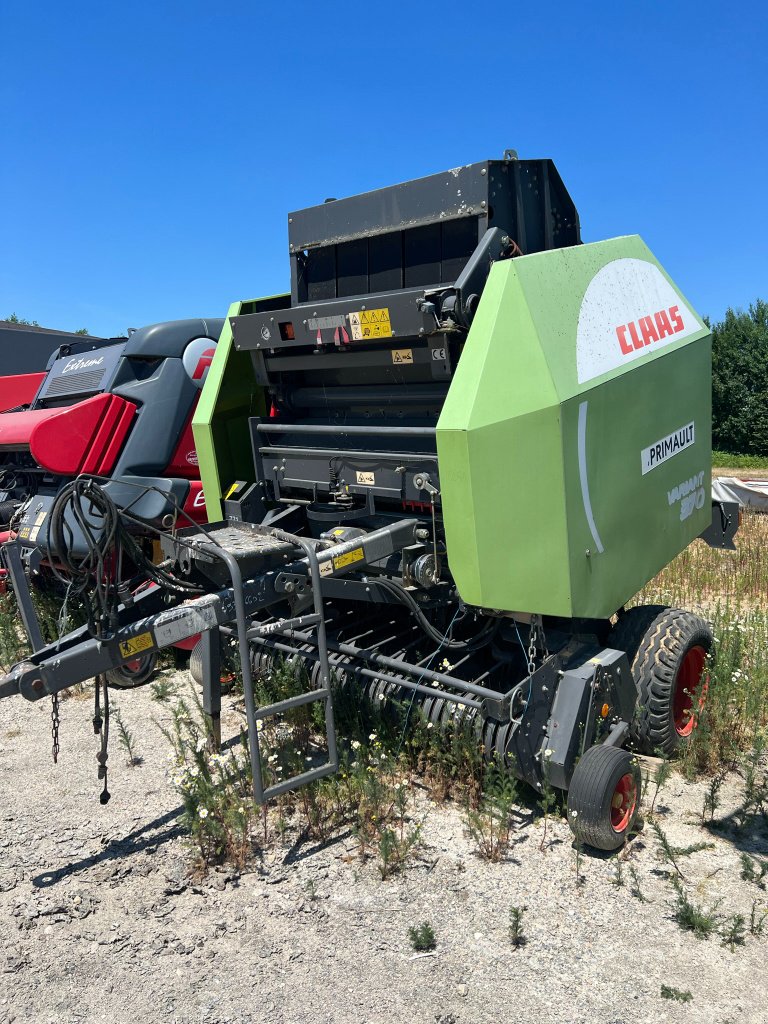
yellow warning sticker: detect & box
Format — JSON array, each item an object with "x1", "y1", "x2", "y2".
[
  {"x1": 29, "y1": 510, "x2": 47, "y2": 544},
  {"x1": 333, "y1": 547, "x2": 365, "y2": 571},
  {"x1": 349, "y1": 308, "x2": 392, "y2": 341},
  {"x1": 119, "y1": 632, "x2": 154, "y2": 659},
  {"x1": 225, "y1": 482, "x2": 240, "y2": 500},
  {"x1": 391, "y1": 349, "x2": 413, "y2": 365},
  {"x1": 355, "y1": 471, "x2": 375, "y2": 485}
]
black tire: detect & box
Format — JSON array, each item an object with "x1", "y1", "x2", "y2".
[
  {"x1": 106, "y1": 651, "x2": 157, "y2": 689},
  {"x1": 610, "y1": 606, "x2": 712, "y2": 756},
  {"x1": 567, "y1": 744, "x2": 641, "y2": 851}
]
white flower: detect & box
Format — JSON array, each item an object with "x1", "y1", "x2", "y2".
[
  {"x1": 198, "y1": 807, "x2": 209, "y2": 820},
  {"x1": 543, "y1": 749, "x2": 554, "y2": 759},
  {"x1": 196, "y1": 738, "x2": 207, "y2": 753},
  {"x1": 268, "y1": 754, "x2": 278, "y2": 763},
  {"x1": 256, "y1": 720, "x2": 264, "y2": 731},
  {"x1": 368, "y1": 733, "x2": 377, "y2": 742},
  {"x1": 570, "y1": 810, "x2": 578, "y2": 818},
  {"x1": 426, "y1": 722, "x2": 434, "y2": 730},
  {"x1": 188, "y1": 765, "x2": 200, "y2": 778},
  {"x1": 172, "y1": 774, "x2": 183, "y2": 787},
  {"x1": 378, "y1": 693, "x2": 386, "y2": 701},
  {"x1": 351, "y1": 740, "x2": 361, "y2": 750}
]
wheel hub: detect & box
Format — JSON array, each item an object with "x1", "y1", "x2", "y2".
[
  {"x1": 610, "y1": 772, "x2": 637, "y2": 832},
  {"x1": 673, "y1": 645, "x2": 708, "y2": 736}
]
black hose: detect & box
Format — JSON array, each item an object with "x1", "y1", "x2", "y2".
[{"x1": 373, "y1": 576, "x2": 498, "y2": 650}]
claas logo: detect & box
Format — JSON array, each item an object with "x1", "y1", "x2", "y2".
[{"x1": 615, "y1": 306, "x2": 685, "y2": 355}]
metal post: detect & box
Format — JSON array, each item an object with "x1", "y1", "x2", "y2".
[
  {"x1": 1, "y1": 540, "x2": 45, "y2": 652},
  {"x1": 200, "y1": 627, "x2": 221, "y2": 749}
]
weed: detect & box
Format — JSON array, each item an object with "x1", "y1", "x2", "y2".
[
  {"x1": 464, "y1": 759, "x2": 518, "y2": 862},
  {"x1": 660, "y1": 985, "x2": 693, "y2": 1003},
  {"x1": 649, "y1": 754, "x2": 673, "y2": 815},
  {"x1": 611, "y1": 855, "x2": 624, "y2": 887},
  {"x1": 303, "y1": 878, "x2": 318, "y2": 902},
  {"x1": 573, "y1": 841, "x2": 585, "y2": 889},
  {"x1": 650, "y1": 820, "x2": 686, "y2": 879},
  {"x1": 670, "y1": 877, "x2": 719, "y2": 940},
  {"x1": 740, "y1": 852, "x2": 768, "y2": 888},
  {"x1": 702, "y1": 773, "x2": 726, "y2": 823},
  {"x1": 629, "y1": 866, "x2": 648, "y2": 903},
  {"x1": 508, "y1": 905, "x2": 527, "y2": 948},
  {"x1": 538, "y1": 756, "x2": 557, "y2": 852},
  {"x1": 734, "y1": 738, "x2": 768, "y2": 830},
  {"x1": 720, "y1": 914, "x2": 747, "y2": 952},
  {"x1": 408, "y1": 921, "x2": 436, "y2": 952},
  {"x1": 113, "y1": 711, "x2": 141, "y2": 767},
  {"x1": 160, "y1": 689, "x2": 256, "y2": 869},
  {"x1": 376, "y1": 782, "x2": 422, "y2": 878},
  {"x1": 749, "y1": 900, "x2": 767, "y2": 936},
  {"x1": 150, "y1": 678, "x2": 176, "y2": 702}
]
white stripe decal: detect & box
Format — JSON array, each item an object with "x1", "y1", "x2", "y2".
[{"x1": 577, "y1": 401, "x2": 604, "y2": 554}]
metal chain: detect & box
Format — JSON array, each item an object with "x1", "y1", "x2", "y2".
[
  {"x1": 50, "y1": 694, "x2": 60, "y2": 763},
  {"x1": 527, "y1": 619, "x2": 537, "y2": 677},
  {"x1": 527, "y1": 614, "x2": 549, "y2": 677}
]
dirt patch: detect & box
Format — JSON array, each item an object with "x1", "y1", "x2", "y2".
[{"x1": 1, "y1": 674, "x2": 766, "y2": 1024}]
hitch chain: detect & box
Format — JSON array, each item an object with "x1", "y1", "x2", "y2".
[
  {"x1": 50, "y1": 695, "x2": 60, "y2": 764},
  {"x1": 527, "y1": 614, "x2": 549, "y2": 677}
]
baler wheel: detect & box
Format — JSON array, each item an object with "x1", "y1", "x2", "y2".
[
  {"x1": 106, "y1": 652, "x2": 157, "y2": 689},
  {"x1": 609, "y1": 606, "x2": 712, "y2": 756},
  {"x1": 566, "y1": 744, "x2": 641, "y2": 851}
]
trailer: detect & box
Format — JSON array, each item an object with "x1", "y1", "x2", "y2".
[{"x1": 0, "y1": 155, "x2": 730, "y2": 849}]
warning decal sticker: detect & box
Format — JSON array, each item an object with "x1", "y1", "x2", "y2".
[
  {"x1": 119, "y1": 632, "x2": 154, "y2": 659},
  {"x1": 391, "y1": 349, "x2": 413, "y2": 365},
  {"x1": 349, "y1": 308, "x2": 392, "y2": 340},
  {"x1": 333, "y1": 547, "x2": 365, "y2": 571}
]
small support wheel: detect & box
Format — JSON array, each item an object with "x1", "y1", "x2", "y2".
[
  {"x1": 610, "y1": 606, "x2": 712, "y2": 756},
  {"x1": 106, "y1": 652, "x2": 157, "y2": 689},
  {"x1": 567, "y1": 744, "x2": 641, "y2": 851}
]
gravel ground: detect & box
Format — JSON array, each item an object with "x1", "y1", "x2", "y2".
[{"x1": 1, "y1": 671, "x2": 767, "y2": 1024}]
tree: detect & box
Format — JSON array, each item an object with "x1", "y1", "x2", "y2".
[
  {"x1": 5, "y1": 312, "x2": 39, "y2": 326},
  {"x1": 5, "y1": 313, "x2": 89, "y2": 336},
  {"x1": 711, "y1": 300, "x2": 768, "y2": 455}
]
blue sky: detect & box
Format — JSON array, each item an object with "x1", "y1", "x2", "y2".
[{"x1": 1, "y1": 1, "x2": 766, "y2": 337}]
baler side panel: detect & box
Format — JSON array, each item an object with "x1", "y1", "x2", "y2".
[
  {"x1": 437, "y1": 263, "x2": 571, "y2": 613},
  {"x1": 561, "y1": 344, "x2": 712, "y2": 617},
  {"x1": 438, "y1": 238, "x2": 712, "y2": 618},
  {"x1": 193, "y1": 302, "x2": 273, "y2": 522}
]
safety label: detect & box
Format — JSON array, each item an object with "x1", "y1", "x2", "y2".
[
  {"x1": 28, "y1": 510, "x2": 47, "y2": 544},
  {"x1": 355, "y1": 471, "x2": 375, "y2": 485},
  {"x1": 349, "y1": 308, "x2": 392, "y2": 340},
  {"x1": 153, "y1": 601, "x2": 219, "y2": 646},
  {"x1": 308, "y1": 314, "x2": 346, "y2": 331},
  {"x1": 333, "y1": 547, "x2": 365, "y2": 571},
  {"x1": 391, "y1": 349, "x2": 413, "y2": 365},
  {"x1": 319, "y1": 560, "x2": 333, "y2": 577},
  {"x1": 119, "y1": 632, "x2": 154, "y2": 659}
]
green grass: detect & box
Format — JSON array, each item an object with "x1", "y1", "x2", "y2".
[{"x1": 713, "y1": 451, "x2": 768, "y2": 470}]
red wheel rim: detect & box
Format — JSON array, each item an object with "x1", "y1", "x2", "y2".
[
  {"x1": 610, "y1": 772, "x2": 637, "y2": 832},
  {"x1": 673, "y1": 645, "x2": 708, "y2": 736}
]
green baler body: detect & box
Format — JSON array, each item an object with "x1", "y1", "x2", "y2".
[
  {"x1": 192, "y1": 300, "x2": 269, "y2": 522},
  {"x1": 436, "y1": 235, "x2": 711, "y2": 618}
]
